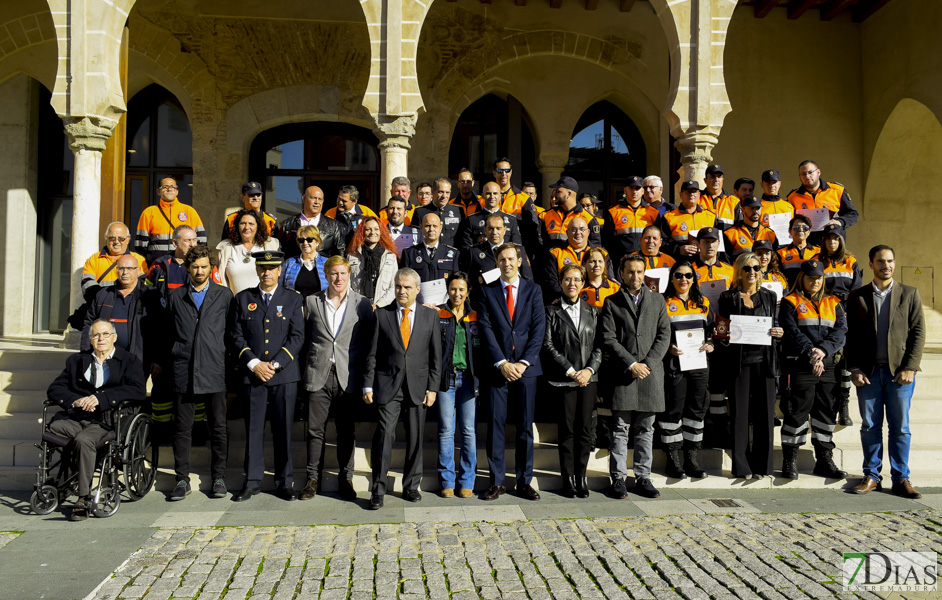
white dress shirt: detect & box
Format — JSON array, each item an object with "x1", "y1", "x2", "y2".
[{"x1": 84, "y1": 347, "x2": 116, "y2": 389}]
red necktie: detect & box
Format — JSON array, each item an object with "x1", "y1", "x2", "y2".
[
  {"x1": 506, "y1": 284, "x2": 515, "y2": 322},
  {"x1": 400, "y1": 308, "x2": 411, "y2": 349}
]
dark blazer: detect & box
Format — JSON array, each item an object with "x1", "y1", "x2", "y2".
[
  {"x1": 303, "y1": 289, "x2": 375, "y2": 393},
  {"x1": 47, "y1": 347, "x2": 147, "y2": 428},
  {"x1": 400, "y1": 244, "x2": 461, "y2": 283},
  {"x1": 278, "y1": 213, "x2": 345, "y2": 259},
  {"x1": 543, "y1": 300, "x2": 603, "y2": 384},
  {"x1": 413, "y1": 203, "x2": 464, "y2": 248},
  {"x1": 455, "y1": 209, "x2": 522, "y2": 250},
  {"x1": 167, "y1": 282, "x2": 234, "y2": 394},
  {"x1": 229, "y1": 286, "x2": 305, "y2": 386},
  {"x1": 599, "y1": 286, "x2": 671, "y2": 412},
  {"x1": 845, "y1": 281, "x2": 925, "y2": 376},
  {"x1": 716, "y1": 287, "x2": 780, "y2": 378},
  {"x1": 82, "y1": 282, "x2": 149, "y2": 367},
  {"x1": 463, "y1": 242, "x2": 534, "y2": 288},
  {"x1": 476, "y1": 277, "x2": 545, "y2": 380},
  {"x1": 364, "y1": 303, "x2": 443, "y2": 405}
]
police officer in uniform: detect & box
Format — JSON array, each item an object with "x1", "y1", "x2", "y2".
[
  {"x1": 464, "y1": 213, "x2": 534, "y2": 292},
  {"x1": 400, "y1": 213, "x2": 461, "y2": 297},
  {"x1": 413, "y1": 177, "x2": 464, "y2": 248},
  {"x1": 539, "y1": 176, "x2": 602, "y2": 251},
  {"x1": 786, "y1": 160, "x2": 859, "y2": 245},
  {"x1": 455, "y1": 181, "x2": 522, "y2": 250},
  {"x1": 230, "y1": 250, "x2": 305, "y2": 501}
]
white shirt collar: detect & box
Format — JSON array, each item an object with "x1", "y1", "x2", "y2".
[
  {"x1": 501, "y1": 276, "x2": 520, "y2": 291},
  {"x1": 92, "y1": 347, "x2": 116, "y2": 365},
  {"x1": 398, "y1": 301, "x2": 417, "y2": 313},
  {"x1": 260, "y1": 285, "x2": 278, "y2": 297}
]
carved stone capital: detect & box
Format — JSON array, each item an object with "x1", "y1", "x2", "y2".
[
  {"x1": 536, "y1": 153, "x2": 569, "y2": 172},
  {"x1": 64, "y1": 116, "x2": 118, "y2": 152},
  {"x1": 673, "y1": 132, "x2": 718, "y2": 166},
  {"x1": 374, "y1": 115, "x2": 417, "y2": 149}
]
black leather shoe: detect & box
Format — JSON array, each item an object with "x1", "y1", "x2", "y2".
[
  {"x1": 233, "y1": 487, "x2": 260, "y2": 502},
  {"x1": 575, "y1": 477, "x2": 590, "y2": 499},
  {"x1": 610, "y1": 478, "x2": 628, "y2": 499},
  {"x1": 369, "y1": 494, "x2": 384, "y2": 510},
  {"x1": 402, "y1": 489, "x2": 422, "y2": 502},
  {"x1": 169, "y1": 480, "x2": 191, "y2": 501},
  {"x1": 275, "y1": 487, "x2": 297, "y2": 501},
  {"x1": 561, "y1": 476, "x2": 576, "y2": 498},
  {"x1": 482, "y1": 485, "x2": 505, "y2": 501},
  {"x1": 633, "y1": 477, "x2": 660, "y2": 499},
  {"x1": 338, "y1": 478, "x2": 357, "y2": 501},
  {"x1": 515, "y1": 483, "x2": 541, "y2": 501}
]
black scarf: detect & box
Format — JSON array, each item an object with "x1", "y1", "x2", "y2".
[{"x1": 361, "y1": 244, "x2": 385, "y2": 300}]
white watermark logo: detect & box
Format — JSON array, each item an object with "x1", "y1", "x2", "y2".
[{"x1": 843, "y1": 552, "x2": 938, "y2": 591}]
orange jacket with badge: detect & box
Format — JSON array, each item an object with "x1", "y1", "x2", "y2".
[
  {"x1": 449, "y1": 195, "x2": 483, "y2": 217},
  {"x1": 663, "y1": 206, "x2": 717, "y2": 254},
  {"x1": 786, "y1": 181, "x2": 858, "y2": 228},
  {"x1": 539, "y1": 205, "x2": 602, "y2": 249},
  {"x1": 135, "y1": 199, "x2": 207, "y2": 264},
  {"x1": 544, "y1": 245, "x2": 612, "y2": 298},
  {"x1": 81, "y1": 248, "x2": 148, "y2": 293},
  {"x1": 777, "y1": 244, "x2": 820, "y2": 287},
  {"x1": 602, "y1": 201, "x2": 662, "y2": 259},
  {"x1": 700, "y1": 191, "x2": 740, "y2": 230},
  {"x1": 779, "y1": 291, "x2": 847, "y2": 360},
  {"x1": 631, "y1": 251, "x2": 676, "y2": 271},
  {"x1": 759, "y1": 195, "x2": 795, "y2": 227},
  {"x1": 692, "y1": 259, "x2": 733, "y2": 284},
  {"x1": 580, "y1": 278, "x2": 620, "y2": 308},
  {"x1": 723, "y1": 224, "x2": 778, "y2": 257}
]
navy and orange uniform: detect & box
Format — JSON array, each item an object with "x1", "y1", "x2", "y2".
[
  {"x1": 413, "y1": 203, "x2": 464, "y2": 248},
  {"x1": 659, "y1": 295, "x2": 714, "y2": 448},
  {"x1": 499, "y1": 186, "x2": 541, "y2": 249},
  {"x1": 632, "y1": 251, "x2": 676, "y2": 270},
  {"x1": 543, "y1": 245, "x2": 613, "y2": 299},
  {"x1": 759, "y1": 194, "x2": 794, "y2": 227},
  {"x1": 221, "y1": 208, "x2": 278, "y2": 241},
  {"x1": 378, "y1": 204, "x2": 415, "y2": 227},
  {"x1": 449, "y1": 195, "x2": 482, "y2": 217},
  {"x1": 700, "y1": 190, "x2": 740, "y2": 230},
  {"x1": 463, "y1": 242, "x2": 534, "y2": 290},
  {"x1": 723, "y1": 224, "x2": 778, "y2": 258},
  {"x1": 763, "y1": 270, "x2": 788, "y2": 289},
  {"x1": 325, "y1": 204, "x2": 378, "y2": 221},
  {"x1": 135, "y1": 199, "x2": 207, "y2": 264},
  {"x1": 786, "y1": 181, "x2": 858, "y2": 244},
  {"x1": 602, "y1": 200, "x2": 662, "y2": 261},
  {"x1": 692, "y1": 259, "x2": 733, "y2": 285},
  {"x1": 81, "y1": 247, "x2": 148, "y2": 293},
  {"x1": 539, "y1": 204, "x2": 602, "y2": 250},
  {"x1": 662, "y1": 206, "x2": 717, "y2": 257},
  {"x1": 400, "y1": 244, "x2": 461, "y2": 284},
  {"x1": 580, "y1": 278, "x2": 620, "y2": 308},
  {"x1": 455, "y1": 209, "x2": 522, "y2": 250},
  {"x1": 778, "y1": 290, "x2": 847, "y2": 449},
  {"x1": 777, "y1": 244, "x2": 820, "y2": 288},
  {"x1": 817, "y1": 254, "x2": 863, "y2": 301}
]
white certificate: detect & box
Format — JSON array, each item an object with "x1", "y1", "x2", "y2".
[
  {"x1": 644, "y1": 268, "x2": 670, "y2": 293},
  {"x1": 393, "y1": 233, "x2": 416, "y2": 256},
  {"x1": 767, "y1": 213, "x2": 793, "y2": 245},
  {"x1": 700, "y1": 279, "x2": 727, "y2": 306},
  {"x1": 419, "y1": 278, "x2": 448, "y2": 306},
  {"x1": 797, "y1": 208, "x2": 830, "y2": 231},
  {"x1": 761, "y1": 281, "x2": 784, "y2": 304},
  {"x1": 676, "y1": 329, "x2": 708, "y2": 372},
  {"x1": 729, "y1": 315, "x2": 773, "y2": 346},
  {"x1": 481, "y1": 268, "x2": 501, "y2": 284}
]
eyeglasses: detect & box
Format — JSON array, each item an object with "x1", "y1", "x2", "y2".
[
  {"x1": 673, "y1": 272, "x2": 695, "y2": 280},
  {"x1": 643, "y1": 186, "x2": 660, "y2": 190},
  {"x1": 561, "y1": 277, "x2": 584, "y2": 284},
  {"x1": 791, "y1": 225, "x2": 811, "y2": 232},
  {"x1": 90, "y1": 332, "x2": 115, "y2": 339},
  {"x1": 106, "y1": 236, "x2": 128, "y2": 243},
  {"x1": 741, "y1": 265, "x2": 762, "y2": 273},
  {"x1": 494, "y1": 168, "x2": 512, "y2": 174},
  {"x1": 297, "y1": 237, "x2": 317, "y2": 245},
  {"x1": 159, "y1": 185, "x2": 178, "y2": 191},
  {"x1": 116, "y1": 266, "x2": 139, "y2": 272},
  {"x1": 569, "y1": 228, "x2": 588, "y2": 234}
]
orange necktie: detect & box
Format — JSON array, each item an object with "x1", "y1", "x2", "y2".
[{"x1": 400, "y1": 308, "x2": 411, "y2": 349}]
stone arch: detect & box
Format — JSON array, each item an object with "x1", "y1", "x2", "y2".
[
  {"x1": 858, "y1": 98, "x2": 942, "y2": 308},
  {"x1": 0, "y1": 9, "x2": 58, "y2": 90}
]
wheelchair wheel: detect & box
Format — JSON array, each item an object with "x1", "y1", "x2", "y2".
[
  {"x1": 29, "y1": 485, "x2": 58, "y2": 515},
  {"x1": 91, "y1": 486, "x2": 120, "y2": 518},
  {"x1": 122, "y1": 413, "x2": 157, "y2": 500}
]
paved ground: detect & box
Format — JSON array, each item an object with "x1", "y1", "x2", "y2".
[{"x1": 1, "y1": 485, "x2": 940, "y2": 600}]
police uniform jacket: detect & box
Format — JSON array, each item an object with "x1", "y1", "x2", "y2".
[
  {"x1": 455, "y1": 209, "x2": 522, "y2": 250},
  {"x1": 167, "y1": 283, "x2": 234, "y2": 395},
  {"x1": 278, "y1": 213, "x2": 346, "y2": 259},
  {"x1": 47, "y1": 347, "x2": 146, "y2": 429},
  {"x1": 817, "y1": 254, "x2": 863, "y2": 301},
  {"x1": 413, "y1": 204, "x2": 464, "y2": 248},
  {"x1": 464, "y1": 242, "x2": 534, "y2": 288},
  {"x1": 230, "y1": 286, "x2": 305, "y2": 386},
  {"x1": 778, "y1": 291, "x2": 847, "y2": 364},
  {"x1": 539, "y1": 205, "x2": 602, "y2": 250},
  {"x1": 400, "y1": 244, "x2": 461, "y2": 283},
  {"x1": 542, "y1": 299, "x2": 603, "y2": 384}
]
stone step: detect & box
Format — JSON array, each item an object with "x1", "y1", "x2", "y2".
[
  {"x1": 0, "y1": 348, "x2": 73, "y2": 372},
  {"x1": 0, "y1": 369, "x2": 61, "y2": 392},
  {"x1": 0, "y1": 391, "x2": 49, "y2": 414}
]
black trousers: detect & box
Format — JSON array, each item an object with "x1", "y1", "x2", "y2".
[
  {"x1": 48, "y1": 417, "x2": 109, "y2": 498},
  {"x1": 244, "y1": 382, "x2": 296, "y2": 490},
  {"x1": 782, "y1": 358, "x2": 839, "y2": 450},
  {"x1": 306, "y1": 368, "x2": 356, "y2": 481},
  {"x1": 730, "y1": 363, "x2": 775, "y2": 477},
  {"x1": 556, "y1": 382, "x2": 597, "y2": 480},
  {"x1": 173, "y1": 391, "x2": 228, "y2": 482},
  {"x1": 371, "y1": 381, "x2": 426, "y2": 497},
  {"x1": 659, "y1": 369, "x2": 709, "y2": 449}
]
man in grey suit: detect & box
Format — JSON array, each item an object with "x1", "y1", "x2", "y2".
[
  {"x1": 363, "y1": 268, "x2": 443, "y2": 509},
  {"x1": 600, "y1": 254, "x2": 671, "y2": 499},
  {"x1": 300, "y1": 256, "x2": 375, "y2": 501}
]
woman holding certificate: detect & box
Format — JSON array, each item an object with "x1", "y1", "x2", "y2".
[
  {"x1": 659, "y1": 261, "x2": 714, "y2": 479},
  {"x1": 717, "y1": 253, "x2": 784, "y2": 479},
  {"x1": 778, "y1": 260, "x2": 848, "y2": 481}
]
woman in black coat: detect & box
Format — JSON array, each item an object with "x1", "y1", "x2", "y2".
[
  {"x1": 543, "y1": 264, "x2": 602, "y2": 498},
  {"x1": 716, "y1": 252, "x2": 784, "y2": 479}
]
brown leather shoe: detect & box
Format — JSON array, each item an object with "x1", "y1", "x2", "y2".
[
  {"x1": 482, "y1": 485, "x2": 505, "y2": 501},
  {"x1": 891, "y1": 479, "x2": 922, "y2": 499},
  {"x1": 515, "y1": 483, "x2": 541, "y2": 501},
  {"x1": 851, "y1": 477, "x2": 881, "y2": 494},
  {"x1": 299, "y1": 479, "x2": 318, "y2": 501}
]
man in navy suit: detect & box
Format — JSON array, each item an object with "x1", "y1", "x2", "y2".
[
  {"x1": 476, "y1": 243, "x2": 545, "y2": 501},
  {"x1": 363, "y1": 268, "x2": 442, "y2": 509},
  {"x1": 229, "y1": 250, "x2": 305, "y2": 502}
]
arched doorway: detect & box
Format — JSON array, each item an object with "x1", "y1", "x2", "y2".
[
  {"x1": 249, "y1": 122, "x2": 380, "y2": 217},
  {"x1": 125, "y1": 84, "x2": 194, "y2": 231},
  {"x1": 567, "y1": 101, "x2": 646, "y2": 206},
  {"x1": 449, "y1": 94, "x2": 538, "y2": 189}
]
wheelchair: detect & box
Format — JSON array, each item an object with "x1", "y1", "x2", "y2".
[{"x1": 29, "y1": 399, "x2": 158, "y2": 518}]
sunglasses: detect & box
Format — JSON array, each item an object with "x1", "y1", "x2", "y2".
[
  {"x1": 297, "y1": 237, "x2": 317, "y2": 244},
  {"x1": 494, "y1": 168, "x2": 512, "y2": 174},
  {"x1": 673, "y1": 272, "x2": 695, "y2": 280},
  {"x1": 792, "y1": 225, "x2": 811, "y2": 232},
  {"x1": 106, "y1": 236, "x2": 128, "y2": 243},
  {"x1": 742, "y1": 265, "x2": 762, "y2": 273}
]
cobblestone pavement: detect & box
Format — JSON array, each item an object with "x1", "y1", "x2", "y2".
[{"x1": 90, "y1": 509, "x2": 942, "y2": 600}]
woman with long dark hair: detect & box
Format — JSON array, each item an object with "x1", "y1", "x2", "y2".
[
  {"x1": 216, "y1": 208, "x2": 279, "y2": 294},
  {"x1": 346, "y1": 216, "x2": 399, "y2": 308}
]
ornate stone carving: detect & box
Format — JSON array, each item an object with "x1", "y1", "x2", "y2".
[
  {"x1": 64, "y1": 116, "x2": 118, "y2": 152},
  {"x1": 374, "y1": 115, "x2": 417, "y2": 150}
]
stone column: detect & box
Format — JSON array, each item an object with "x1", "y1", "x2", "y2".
[
  {"x1": 374, "y1": 115, "x2": 416, "y2": 204},
  {"x1": 536, "y1": 154, "x2": 568, "y2": 209},
  {"x1": 64, "y1": 117, "x2": 116, "y2": 318},
  {"x1": 674, "y1": 131, "x2": 719, "y2": 187}
]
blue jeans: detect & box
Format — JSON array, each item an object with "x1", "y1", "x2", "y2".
[
  {"x1": 857, "y1": 366, "x2": 914, "y2": 483},
  {"x1": 437, "y1": 370, "x2": 477, "y2": 490}
]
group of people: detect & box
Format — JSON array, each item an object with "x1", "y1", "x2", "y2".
[{"x1": 47, "y1": 157, "x2": 925, "y2": 520}]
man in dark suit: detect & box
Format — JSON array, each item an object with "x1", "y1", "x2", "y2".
[
  {"x1": 229, "y1": 250, "x2": 305, "y2": 502},
  {"x1": 400, "y1": 212, "x2": 461, "y2": 292},
  {"x1": 47, "y1": 319, "x2": 146, "y2": 521},
  {"x1": 464, "y1": 213, "x2": 534, "y2": 292},
  {"x1": 476, "y1": 243, "x2": 546, "y2": 501},
  {"x1": 846, "y1": 245, "x2": 926, "y2": 499},
  {"x1": 455, "y1": 182, "x2": 523, "y2": 251},
  {"x1": 363, "y1": 268, "x2": 442, "y2": 509}
]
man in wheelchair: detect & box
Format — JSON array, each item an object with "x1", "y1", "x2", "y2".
[{"x1": 46, "y1": 319, "x2": 146, "y2": 520}]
